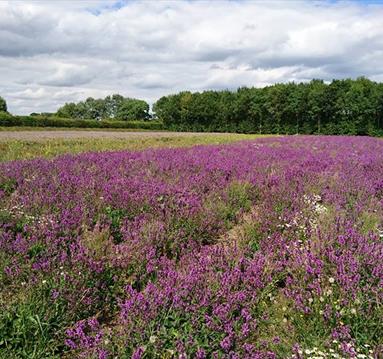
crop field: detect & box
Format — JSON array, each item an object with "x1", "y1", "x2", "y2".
[{"x1": 0, "y1": 135, "x2": 382, "y2": 358}]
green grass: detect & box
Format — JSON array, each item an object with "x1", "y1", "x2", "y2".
[
  {"x1": 0, "y1": 134, "x2": 270, "y2": 162},
  {"x1": 0, "y1": 126, "x2": 166, "y2": 132}
]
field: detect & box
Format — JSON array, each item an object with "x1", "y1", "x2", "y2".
[
  {"x1": 0, "y1": 131, "x2": 267, "y2": 162},
  {"x1": 0, "y1": 135, "x2": 382, "y2": 358}
]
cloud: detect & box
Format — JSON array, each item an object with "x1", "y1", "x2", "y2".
[{"x1": 0, "y1": 0, "x2": 382, "y2": 114}]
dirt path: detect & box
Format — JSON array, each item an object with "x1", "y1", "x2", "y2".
[{"x1": 0, "y1": 130, "x2": 227, "y2": 141}]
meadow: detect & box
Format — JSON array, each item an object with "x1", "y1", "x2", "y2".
[
  {"x1": 0, "y1": 135, "x2": 382, "y2": 358},
  {"x1": 0, "y1": 132, "x2": 266, "y2": 162}
]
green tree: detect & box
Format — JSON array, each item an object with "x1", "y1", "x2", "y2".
[
  {"x1": 307, "y1": 79, "x2": 326, "y2": 134},
  {"x1": 0, "y1": 96, "x2": 7, "y2": 113},
  {"x1": 56, "y1": 102, "x2": 78, "y2": 118},
  {"x1": 56, "y1": 95, "x2": 150, "y2": 121},
  {"x1": 116, "y1": 98, "x2": 150, "y2": 121},
  {"x1": 105, "y1": 94, "x2": 124, "y2": 119},
  {"x1": 153, "y1": 95, "x2": 182, "y2": 127},
  {"x1": 83, "y1": 97, "x2": 107, "y2": 120}
]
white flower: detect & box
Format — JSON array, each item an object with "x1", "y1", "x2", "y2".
[
  {"x1": 328, "y1": 277, "x2": 335, "y2": 284},
  {"x1": 42, "y1": 280, "x2": 47, "y2": 284},
  {"x1": 351, "y1": 308, "x2": 357, "y2": 315},
  {"x1": 149, "y1": 335, "x2": 157, "y2": 344}
]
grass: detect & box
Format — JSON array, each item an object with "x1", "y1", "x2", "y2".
[
  {"x1": 0, "y1": 133, "x2": 270, "y2": 162},
  {"x1": 0, "y1": 126, "x2": 165, "y2": 132}
]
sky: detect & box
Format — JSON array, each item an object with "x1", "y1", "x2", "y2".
[{"x1": 1, "y1": 0, "x2": 383, "y2": 115}]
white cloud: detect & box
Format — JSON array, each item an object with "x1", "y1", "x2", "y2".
[{"x1": 0, "y1": 0, "x2": 382, "y2": 114}]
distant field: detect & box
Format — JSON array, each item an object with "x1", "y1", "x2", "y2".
[
  {"x1": 0, "y1": 131, "x2": 269, "y2": 161},
  {"x1": 0, "y1": 126, "x2": 164, "y2": 132}
]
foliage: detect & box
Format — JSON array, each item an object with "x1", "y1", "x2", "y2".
[
  {"x1": 0, "y1": 112, "x2": 162, "y2": 130},
  {"x1": 1, "y1": 136, "x2": 382, "y2": 357},
  {"x1": 56, "y1": 94, "x2": 150, "y2": 121},
  {"x1": 0, "y1": 96, "x2": 7, "y2": 113},
  {"x1": 153, "y1": 77, "x2": 383, "y2": 135}
]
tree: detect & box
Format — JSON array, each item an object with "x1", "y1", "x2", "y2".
[
  {"x1": 307, "y1": 79, "x2": 326, "y2": 134},
  {"x1": 84, "y1": 97, "x2": 107, "y2": 120},
  {"x1": 56, "y1": 95, "x2": 150, "y2": 121},
  {"x1": 0, "y1": 96, "x2": 7, "y2": 113},
  {"x1": 153, "y1": 95, "x2": 182, "y2": 127},
  {"x1": 116, "y1": 98, "x2": 150, "y2": 121},
  {"x1": 105, "y1": 94, "x2": 124, "y2": 118}
]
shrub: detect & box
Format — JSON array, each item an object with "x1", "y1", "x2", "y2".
[{"x1": 0, "y1": 114, "x2": 164, "y2": 130}]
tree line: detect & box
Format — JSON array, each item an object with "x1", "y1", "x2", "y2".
[
  {"x1": 56, "y1": 94, "x2": 150, "y2": 121},
  {"x1": 153, "y1": 78, "x2": 383, "y2": 135},
  {"x1": 2, "y1": 77, "x2": 383, "y2": 135}
]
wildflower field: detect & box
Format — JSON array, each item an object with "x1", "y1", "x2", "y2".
[{"x1": 0, "y1": 136, "x2": 382, "y2": 358}]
